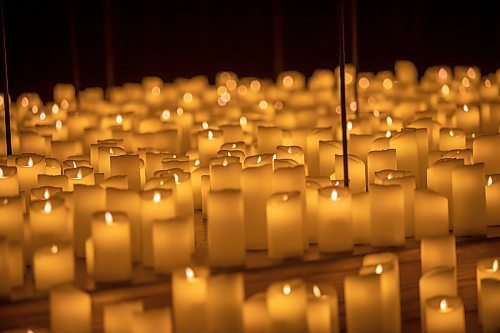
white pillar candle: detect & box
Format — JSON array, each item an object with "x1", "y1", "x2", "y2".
[
  {"x1": 455, "y1": 104, "x2": 480, "y2": 134},
  {"x1": 15, "y1": 154, "x2": 45, "y2": 192},
  {"x1": 369, "y1": 184, "x2": 405, "y2": 246},
  {"x1": 243, "y1": 293, "x2": 271, "y2": 333},
  {"x1": 485, "y1": 175, "x2": 500, "y2": 226},
  {"x1": 366, "y1": 149, "x2": 397, "y2": 185},
  {"x1": 267, "y1": 279, "x2": 307, "y2": 333},
  {"x1": 424, "y1": 296, "x2": 465, "y2": 333},
  {"x1": 414, "y1": 190, "x2": 449, "y2": 240},
  {"x1": 104, "y1": 301, "x2": 144, "y2": 333},
  {"x1": 0, "y1": 239, "x2": 10, "y2": 297},
  {"x1": 351, "y1": 192, "x2": 371, "y2": 244},
  {"x1": 90, "y1": 211, "x2": 131, "y2": 282},
  {"x1": 480, "y1": 278, "x2": 500, "y2": 332},
  {"x1": 305, "y1": 180, "x2": 320, "y2": 244},
  {"x1": 451, "y1": 163, "x2": 487, "y2": 236},
  {"x1": 207, "y1": 190, "x2": 245, "y2": 267},
  {"x1": 140, "y1": 189, "x2": 176, "y2": 267},
  {"x1": 318, "y1": 140, "x2": 342, "y2": 177},
  {"x1": 276, "y1": 145, "x2": 304, "y2": 165},
  {"x1": 207, "y1": 273, "x2": 244, "y2": 333},
  {"x1": 65, "y1": 166, "x2": 94, "y2": 190},
  {"x1": 0, "y1": 166, "x2": 19, "y2": 196},
  {"x1": 110, "y1": 154, "x2": 142, "y2": 191},
  {"x1": 419, "y1": 266, "x2": 457, "y2": 326},
  {"x1": 29, "y1": 198, "x2": 69, "y2": 251},
  {"x1": 209, "y1": 156, "x2": 241, "y2": 190},
  {"x1": 306, "y1": 283, "x2": 339, "y2": 333},
  {"x1": 439, "y1": 128, "x2": 466, "y2": 151},
  {"x1": 421, "y1": 235, "x2": 456, "y2": 275},
  {"x1": 0, "y1": 196, "x2": 24, "y2": 243},
  {"x1": 266, "y1": 192, "x2": 304, "y2": 259},
  {"x1": 335, "y1": 154, "x2": 366, "y2": 194},
  {"x1": 172, "y1": 266, "x2": 209, "y2": 333},
  {"x1": 317, "y1": 187, "x2": 353, "y2": 252},
  {"x1": 152, "y1": 215, "x2": 192, "y2": 274},
  {"x1": 390, "y1": 129, "x2": 427, "y2": 189},
  {"x1": 33, "y1": 242, "x2": 74, "y2": 291},
  {"x1": 131, "y1": 307, "x2": 173, "y2": 333},
  {"x1": 473, "y1": 134, "x2": 500, "y2": 174},
  {"x1": 50, "y1": 285, "x2": 92, "y2": 333},
  {"x1": 306, "y1": 128, "x2": 332, "y2": 176},
  {"x1": 198, "y1": 129, "x2": 223, "y2": 166},
  {"x1": 476, "y1": 257, "x2": 500, "y2": 324}
]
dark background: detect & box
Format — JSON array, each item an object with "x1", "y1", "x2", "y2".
[{"x1": 4, "y1": 0, "x2": 500, "y2": 101}]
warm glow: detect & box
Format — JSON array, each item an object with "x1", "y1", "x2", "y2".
[
  {"x1": 375, "y1": 264, "x2": 383, "y2": 274},
  {"x1": 151, "y1": 86, "x2": 161, "y2": 96},
  {"x1": 283, "y1": 75, "x2": 294, "y2": 88},
  {"x1": 256, "y1": 156, "x2": 262, "y2": 164},
  {"x1": 72, "y1": 161, "x2": 77, "y2": 168},
  {"x1": 27, "y1": 157, "x2": 34, "y2": 167},
  {"x1": 44, "y1": 201, "x2": 52, "y2": 214},
  {"x1": 368, "y1": 96, "x2": 376, "y2": 104},
  {"x1": 39, "y1": 112, "x2": 46, "y2": 121},
  {"x1": 76, "y1": 169, "x2": 83, "y2": 180},
  {"x1": 217, "y1": 86, "x2": 227, "y2": 95},
  {"x1": 383, "y1": 78, "x2": 393, "y2": 89},
  {"x1": 222, "y1": 159, "x2": 228, "y2": 167},
  {"x1": 161, "y1": 109, "x2": 171, "y2": 120},
  {"x1": 50, "y1": 245, "x2": 59, "y2": 254},
  {"x1": 387, "y1": 173, "x2": 393, "y2": 180},
  {"x1": 239, "y1": 116, "x2": 247, "y2": 126},
  {"x1": 115, "y1": 114, "x2": 123, "y2": 124},
  {"x1": 51, "y1": 104, "x2": 59, "y2": 114},
  {"x1": 449, "y1": 129, "x2": 455, "y2": 137},
  {"x1": 32, "y1": 105, "x2": 39, "y2": 114},
  {"x1": 21, "y1": 97, "x2": 29, "y2": 107},
  {"x1": 282, "y1": 194, "x2": 289, "y2": 201},
  {"x1": 208, "y1": 130, "x2": 214, "y2": 140},
  {"x1": 441, "y1": 84, "x2": 450, "y2": 95},
  {"x1": 491, "y1": 259, "x2": 499, "y2": 272},
  {"x1": 462, "y1": 77, "x2": 470, "y2": 88},
  {"x1": 373, "y1": 110, "x2": 380, "y2": 117},
  {"x1": 202, "y1": 121, "x2": 209, "y2": 130},
  {"x1": 487, "y1": 176, "x2": 493, "y2": 187},
  {"x1": 386, "y1": 116, "x2": 393, "y2": 125},
  {"x1": 312, "y1": 285, "x2": 322, "y2": 298},
  {"x1": 153, "y1": 191, "x2": 161, "y2": 203},
  {"x1": 439, "y1": 299, "x2": 448, "y2": 312},
  {"x1": 194, "y1": 159, "x2": 200, "y2": 166},
  {"x1": 176, "y1": 107, "x2": 184, "y2": 116},
  {"x1": 185, "y1": 267, "x2": 195, "y2": 280},
  {"x1": 438, "y1": 68, "x2": 448, "y2": 80},
  {"x1": 231, "y1": 143, "x2": 237, "y2": 149},
  {"x1": 287, "y1": 146, "x2": 293, "y2": 154},
  {"x1": 347, "y1": 121, "x2": 353, "y2": 132},
  {"x1": 61, "y1": 99, "x2": 69, "y2": 109},
  {"x1": 463, "y1": 104, "x2": 469, "y2": 112},
  {"x1": 227, "y1": 151, "x2": 232, "y2": 156},
  {"x1": 183, "y1": 92, "x2": 193, "y2": 103},
  {"x1": 55, "y1": 120, "x2": 63, "y2": 130},
  {"x1": 283, "y1": 284, "x2": 292, "y2": 295},
  {"x1": 331, "y1": 189, "x2": 338, "y2": 201},
  {"x1": 386, "y1": 130, "x2": 392, "y2": 138},
  {"x1": 104, "y1": 211, "x2": 113, "y2": 225},
  {"x1": 237, "y1": 85, "x2": 247, "y2": 95},
  {"x1": 226, "y1": 79, "x2": 237, "y2": 90},
  {"x1": 259, "y1": 100, "x2": 268, "y2": 110},
  {"x1": 250, "y1": 80, "x2": 261, "y2": 91},
  {"x1": 467, "y1": 67, "x2": 476, "y2": 79},
  {"x1": 220, "y1": 92, "x2": 231, "y2": 103},
  {"x1": 350, "y1": 101, "x2": 358, "y2": 112},
  {"x1": 345, "y1": 73, "x2": 353, "y2": 85},
  {"x1": 174, "y1": 174, "x2": 179, "y2": 184},
  {"x1": 485, "y1": 79, "x2": 492, "y2": 88},
  {"x1": 359, "y1": 77, "x2": 370, "y2": 89},
  {"x1": 43, "y1": 189, "x2": 50, "y2": 200},
  {"x1": 0, "y1": 168, "x2": 4, "y2": 178}
]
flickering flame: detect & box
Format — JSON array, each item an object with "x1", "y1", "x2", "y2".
[
  {"x1": 208, "y1": 131, "x2": 214, "y2": 140},
  {"x1": 202, "y1": 121, "x2": 209, "y2": 130},
  {"x1": 161, "y1": 109, "x2": 171, "y2": 120},
  {"x1": 39, "y1": 112, "x2": 46, "y2": 121},
  {"x1": 485, "y1": 79, "x2": 492, "y2": 88},
  {"x1": 331, "y1": 189, "x2": 338, "y2": 201},
  {"x1": 463, "y1": 105, "x2": 469, "y2": 112},
  {"x1": 250, "y1": 79, "x2": 261, "y2": 91},
  {"x1": 194, "y1": 159, "x2": 200, "y2": 166},
  {"x1": 21, "y1": 97, "x2": 29, "y2": 107},
  {"x1": 104, "y1": 211, "x2": 113, "y2": 225},
  {"x1": 52, "y1": 104, "x2": 59, "y2": 114},
  {"x1": 439, "y1": 299, "x2": 448, "y2": 312},
  {"x1": 27, "y1": 157, "x2": 34, "y2": 167},
  {"x1": 220, "y1": 92, "x2": 231, "y2": 103},
  {"x1": 283, "y1": 75, "x2": 293, "y2": 88},
  {"x1": 115, "y1": 114, "x2": 123, "y2": 124},
  {"x1": 0, "y1": 168, "x2": 4, "y2": 178},
  {"x1": 32, "y1": 105, "x2": 39, "y2": 114},
  {"x1": 288, "y1": 147, "x2": 293, "y2": 154},
  {"x1": 493, "y1": 259, "x2": 498, "y2": 272},
  {"x1": 72, "y1": 161, "x2": 77, "y2": 168},
  {"x1": 272, "y1": 153, "x2": 277, "y2": 160},
  {"x1": 183, "y1": 92, "x2": 193, "y2": 103},
  {"x1": 487, "y1": 176, "x2": 493, "y2": 187},
  {"x1": 239, "y1": 116, "x2": 247, "y2": 126},
  {"x1": 109, "y1": 148, "x2": 114, "y2": 154},
  {"x1": 383, "y1": 78, "x2": 393, "y2": 89},
  {"x1": 44, "y1": 201, "x2": 52, "y2": 214},
  {"x1": 282, "y1": 194, "x2": 289, "y2": 201},
  {"x1": 388, "y1": 173, "x2": 393, "y2": 180},
  {"x1": 386, "y1": 116, "x2": 393, "y2": 125},
  {"x1": 462, "y1": 77, "x2": 470, "y2": 88},
  {"x1": 283, "y1": 284, "x2": 292, "y2": 295},
  {"x1": 43, "y1": 189, "x2": 50, "y2": 200},
  {"x1": 174, "y1": 174, "x2": 179, "y2": 184},
  {"x1": 386, "y1": 130, "x2": 392, "y2": 138},
  {"x1": 375, "y1": 264, "x2": 383, "y2": 275},
  {"x1": 61, "y1": 99, "x2": 69, "y2": 109},
  {"x1": 467, "y1": 67, "x2": 476, "y2": 79},
  {"x1": 359, "y1": 77, "x2": 370, "y2": 89},
  {"x1": 441, "y1": 84, "x2": 450, "y2": 95},
  {"x1": 222, "y1": 159, "x2": 228, "y2": 167},
  {"x1": 449, "y1": 129, "x2": 455, "y2": 137},
  {"x1": 176, "y1": 107, "x2": 184, "y2": 116},
  {"x1": 151, "y1": 86, "x2": 160, "y2": 96},
  {"x1": 185, "y1": 267, "x2": 195, "y2": 280},
  {"x1": 312, "y1": 285, "x2": 322, "y2": 298},
  {"x1": 76, "y1": 169, "x2": 83, "y2": 179},
  {"x1": 227, "y1": 151, "x2": 232, "y2": 156},
  {"x1": 50, "y1": 245, "x2": 59, "y2": 254},
  {"x1": 373, "y1": 110, "x2": 380, "y2": 117},
  {"x1": 334, "y1": 180, "x2": 340, "y2": 186},
  {"x1": 347, "y1": 121, "x2": 353, "y2": 132},
  {"x1": 259, "y1": 100, "x2": 268, "y2": 110},
  {"x1": 55, "y1": 120, "x2": 63, "y2": 130},
  {"x1": 256, "y1": 156, "x2": 262, "y2": 164},
  {"x1": 438, "y1": 68, "x2": 448, "y2": 80},
  {"x1": 153, "y1": 191, "x2": 161, "y2": 203},
  {"x1": 2, "y1": 198, "x2": 8, "y2": 205}
]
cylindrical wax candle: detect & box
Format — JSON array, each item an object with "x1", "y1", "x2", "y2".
[{"x1": 266, "y1": 279, "x2": 307, "y2": 333}]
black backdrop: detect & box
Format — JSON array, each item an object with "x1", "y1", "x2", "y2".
[{"x1": 4, "y1": 0, "x2": 500, "y2": 101}]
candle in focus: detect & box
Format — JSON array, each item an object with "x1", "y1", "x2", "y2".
[{"x1": 424, "y1": 296, "x2": 465, "y2": 333}]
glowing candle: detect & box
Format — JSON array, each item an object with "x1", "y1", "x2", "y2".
[
  {"x1": 351, "y1": 192, "x2": 371, "y2": 244},
  {"x1": 243, "y1": 293, "x2": 271, "y2": 333},
  {"x1": 306, "y1": 128, "x2": 332, "y2": 176},
  {"x1": 476, "y1": 257, "x2": 500, "y2": 324},
  {"x1": 110, "y1": 154, "x2": 142, "y2": 190},
  {"x1": 0, "y1": 166, "x2": 19, "y2": 197},
  {"x1": 414, "y1": 190, "x2": 449, "y2": 240},
  {"x1": 480, "y1": 279, "x2": 500, "y2": 332},
  {"x1": 485, "y1": 175, "x2": 500, "y2": 226},
  {"x1": 334, "y1": 154, "x2": 366, "y2": 194},
  {"x1": 0, "y1": 239, "x2": 10, "y2": 297},
  {"x1": 305, "y1": 180, "x2": 320, "y2": 244},
  {"x1": 267, "y1": 279, "x2": 307, "y2": 333},
  {"x1": 198, "y1": 129, "x2": 223, "y2": 166},
  {"x1": 276, "y1": 145, "x2": 304, "y2": 165},
  {"x1": 390, "y1": 129, "x2": 427, "y2": 189},
  {"x1": 306, "y1": 283, "x2": 339, "y2": 333},
  {"x1": 140, "y1": 189, "x2": 176, "y2": 267},
  {"x1": 455, "y1": 104, "x2": 480, "y2": 135},
  {"x1": 0, "y1": 197, "x2": 24, "y2": 243},
  {"x1": 209, "y1": 156, "x2": 241, "y2": 190},
  {"x1": 65, "y1": 166, "x2": 94, "y2": 189},
  {"x1": 207, "y1": 273, "x2": 244, "y2": 333},
  {"x1": 439, "y1": 128, "x2": 466, "y2": 151},
  {"x1": 172, "y1": 266, "x2": 209, "y2": 333},
  {"x1": 318, "y1": 140, "x2": 342, "y2": 177},
  {"x1": 369, "y1": 184, "x2": 405, "y2": 246},
  {"x1": 90, "y1": 211, "x2": 131, "y2": 282},
  {"x1": 15, "y1": 154, "x2": 45, "y2": 192},
  {"x1": 317, "y1": 187, "x2": 353, "y2": 252},
  {"x1": 50, "y1": 285, "x2": 92, "y2": 333},
  {"x1": 29, "y1": 198, "x2": 69, "y2": 251},
  {"x1": 104, "y1": 301, "x2": 144, "y2": 333},
  {"x1": 257, "y1": 126, "x2": 282, "y2": 154},
  {"x1": 473, "y1": 134, "x2": 500, "y2": 174},
  {"x1": 207, "y1": 190, "x2": 245, "y2": 267},
  {"x1": 33, "y1": 243, "x2": 74, "y2": 291},
  {"x1": 421, "y1": 235, "x2": 456, "y2": 275},
  {"x1": 419, "y1": 267, "x2": 457, "y2": 326},
  {"x1": 424, "y1": 296, "x2": 465, "y2": 333},
  {"x1": 366, "y1": 149, "x2": 397, "y2": 185},
  {"x1": 266, "y1": 192, "x2": 304, "y2": 259}
]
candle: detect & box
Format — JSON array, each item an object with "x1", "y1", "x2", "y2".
[
  {"x1": 366, "y1": 149, "x2": 397, "y2": 185},
  {"x1": 90, "y1": 211, "x2": 132, "y2": 282},
  {"x1": 243, "y1": 293, "x2": 271, "y2": 333},
  {"x1": 98, "y1": 146, "x2": 126, "y2": 178},
  {"x1": 65, "y1": 166, "x2": 94, "y2": 189},
  {"x1": 207, "y1": 190, "x2": 245, "y2": 267},
  {"x1": 414, "y1": 190, "x2": 449, "y2": 239},
  {"x1": 476, "y1": 257, "x2": 500, "y2": 324},
  {"x1": 140, "y1": 189, "x2": 176, "y2": 267},
  {"x1": 306, "y1": 127, "x2": 332, "y2": 176},
  {"x1": 266, "y1": 192, "x2": 304, "y2": 259},
  {"x1": 455, "y1": 104, "x2": 480, "y2": 135},
  {"x1": 318, "y1": 140, "x2": 342, "y2": 177},
  {"x1": 0, "y1": 197, "x2": 24, "y2": 243},
  {"x1": 276, "y1": 145, "x2": 304, "y2": 165},
  {"x1": 15, "y1": 154, "x2": 45, "y2": 192},
  {"x1": 50, "y1": 285, "x2": 92, "y2": 333},
  {"x1": 104, "y1": 301, "x2": 144, "y2": 333},
  {"x1": 369, "y1": 184, "x2": 405, "y2": 246},
  {"x1": 33, "y1": 242, "x2": 74, "y2": 291},
  {"x1": 0, "y1": 166, "x2": 19, "y2": 196},
  {"x1": 480, "y1": 278, "x2": 500, "y2": 332},
  {"x1": 451, "y1": 163, "x2": 487, "y2": 236},
  {"x1": 198, "y1": 129, "x2": 223, "y2": 166},
  {"x1": 485, "y1": 175, "x2": 500, "y2": 226},
  {"x1": 419, "y1": 266, "x2": 457, "y2": 326},
  {"x1": 317, "y1": 187, "x2": 353, "y2": 252},
  {"x1": 306, "y1": 283, "x2": 339, "y2": 333},
  {"x1": 351, "y1": 192, "x2": 371, "y2": 244},
  {"x1": 152, "y1": 215, "x2": 192, "y2": 274},
  {"x1": 334, "y1": 154, "x2": 366, "y2": 194},
  {"x1": 257, "y1": 126, "x2": 282, "y2": 154},
  {"x1": 209, "y1": 156, "x2": 241, "y2": 190},
  {"x1": 266, "y1": 279, "x2": 307, "y2": 333},
  {"x1": 110, "y1": 154, "x2": 142, "y2": 190},
  {"x1": 172, "y1": 266, "x2": 209, "y2": 333},
  {"x1": 473, "y1": 134, "x2": 500, "y2": 174},
  {"x1": 421, "y1": 235, "x2": 456, "y2": 275},
  {"x1": 439, "y1": 128, "x2": 466, "y2": 151},
  {"x1": 131, "y1": 307, "x2": 173, "y2": 333},
  {"x1": 207, "y1": 273, "x2": 244, "y2": 333},
  {"x1": 29, "y1": 198, "x2": 69, "y2": 251},
  {"x1": 424, "y1": 296, "x2": 465, "y2": 333},
  {"x1": 305, "y1": 180, "x2": 320, "y2": 244},
  {"x1": 390, "y1": 129, "x2": 427, "y2": 189},
  {"x1": 0, "y1": 239, "x2": 10, "y2": 297}
]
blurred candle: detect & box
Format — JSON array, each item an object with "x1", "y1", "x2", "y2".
[
  {"x1": 485, "y1": 175, "x2": 500, "y2": 226},
  {"x1": 419, "y1": 267, "x2": 457, "y2": 326},
  {"x1": 421, "y1": 235, "x2": 456, "y2": 275},
  {"x1": 243, "y1": 293, "x2": 270, "y2": 333},
  {"x1": 414, "y1": 190, "x2": 449, "y2": 240},
  {"x1": 476, "y1": 257, "x2": 500, "y2": 324},
  {"x1": 198, "y1": 129, "x2": 223, "y2": 166},
  {"x1": 0, "y1": 166, "x2": 19, "y2": 196},
  {"x1": 266, "y1": 279, "x2": 307, "y2": 333},
  {"x1": 366, "y1": 149, "x2": 397, "y2": 185},
  {"x1": 369, "y1": 184, "x2": 405, "y2": 246},
  {"x1": 424, "y1": 296, "x2": 465, "y2": 333},
  {"x1": 104, "y1": 301, "x2": 144, "y2": 333},
  {"x1": 335, "y1": 154, "x2": 366, "y2": 194},
  {"x1": 33, "y1": 242, "x2": 74, "y2": 291},
  {"x1": 29, "y1": 198, "x2": 69, "y2": 251},
  {"x1": 207, "y1": 273, "x2": 244, "y2": 333},
  {"x1": 16, "y1": 154, "x2": 45, "y2": 192},
  {"x1": 50, "y1": 285, "x2": 92, "y2": 333},
  {"x1": 480, "y1": 279, "x2": 500, "y2": 332},
  {"x1": 131, "y1": 307, "x2": 173, "y2": 333},
  {"x1": 439, "y1": 128, "x2": 466, "y2": 151},
  {"x1": 306, "y1": 283, "x2": 339, "y2": 333}
]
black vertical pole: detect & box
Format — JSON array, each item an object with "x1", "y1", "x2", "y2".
[
  {"x1": 104, "y1": 0, "x2": 114, "y2": 91},
  {"x1": 272, "y1": 0, "x2": 284, "y2": 77},
  {"x1": 351, "y1": 0, "x2": 359, "y2": 116},
  {"x1": 0, "y1": 0, "x2": 11, "y2": 156},
  {"x1": 338, "y1": 0, "x2": 349, "y2": 188},
  {"x1": 68, "y1": 1, "x2": 80, "y2": 95}
]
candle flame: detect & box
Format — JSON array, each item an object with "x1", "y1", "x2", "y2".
[
  {"x1": 288, "y1": 146, "x2": 293, "y2": 154},
  {"x1": 44, "y1": 201, "x2": 52, "y2": 214},
  {"x1": 39, "y1": 112, "x2": 46, "y2": 121},
  {"x1": 373, "y1": 110, "x2": 380, "y2": 117},
  {"x1": 439, "y1": 299, "x2": 448, "y2": 312},
  {"x1": 383, "y1": 78, "x2": 393, "y2": 89},
  {"x1": 485, "y1": 79, "x2": 491, "y2": 88},
  {"x1": 331, "y1": 189, "x2": 338, "y2": 201},
  {"x1": 222, "y1": 159, "x2": 228, "y2": 167},
  {"x1": 76, "y1": 169, "x2": 83, "y2": 180},
  {"x1": 449, "y1": 129, "x2": 454, "y2": 137},
  {"x1": 463, "y1": 105, "x2": 469, "y2": 112},
  {"x1": 387, "y1": 173, "x2": 393, "y2": 180},
  {"x1": 183, "y1": 92, "x2": 193, "y2": 103},
  {"x1": 2, "y1": 198, "x2": 8, "y2": 205},
  {"x1": 50, "y1": 245, "x2": 59, "y2": 254},
  {"x1": 239, "y1": 116, "x2": 247, "y2": 126},
  {"x1": 72, "y1": 161, "x2": 77, "y2": 168},
  {"x1": 375, "y1": 264, "x2": 383, "y2": 275},
  {"x1": 115, "y1": 114, "x2": 123, "y2": 124},
  {"x1": 487, "y1": 176, "x2": 493, "y2": 187},
  {"x1": 43, "y1": 189, "x2": 50, "y2": 200},
  {"x1": 227, "y1": 151, "x2": 232, "y2": 157},
  {"x1": 347, "y1": 121, "x2": 353, "y2": 132},
  {"x1": 21, "y1": 97, "x2": 29, "y2": 107},
  {"x1": 438, "y1": 68, "x2": 448, "y2": 80},
  {"x1": 161, "y1": 109, "x2": 171, "y2": 121},
  {"x1": 334, "y1": 180, "x2": 340, "y2": 186},
  {"x1": 493, "y1": 259, "x2": 498, "y2": 272},
  {"x1": 176, "y1": 107, "x2": 184, "y2": 116},
  {"x1": 185, "y1": 267, "x2": 195, "y2": 280},
  {"x1": 0, "y1": 168, "x2": 4, "y2": 178},
  {"x1": 386, "y1": 130, "x2": 392, "y2": 138},
  {"x1": 231, "y1": 143, "x2": 237, "y2": 149},
  {"x1": 109, "y1": 148, "x2": 114, "y2": 154},
  {"x1": 61, "y1": 99, "x2": 69, "y2": 109},
  {"x1": 194, "y1": 159, "x2": 200, "y2": 166},
  {"x1": 104, "y1": 211, "x2": 113, "y2": 225},
  {"x1": 386, "y1": 116, "x2": 393, "y2": 126},
  {"x1": 55, "y1": 119, "x2": 63, "y2": 130},
  {"x1": 32, "y1": 105, "x2": 39, "y2": 114},
  {"x1": 208, "y1": 130, "x2": 214, "y2": 140},
  {"x1": 312, "y1": 285, "x2": 322, "y2": 298},
  {"x1": 272, "y1": 153, "x2": 277, "y2": 161},
  {"x1": 259, "y1": 100, "x2": 268, "y2": 110},
  {"x1": 282, "y1": 194, "x2": 289, "y2": 201},
  {"x1": 174, "y1": 174, "x2": 179, "y2": 184},
  {"x1": 27, "y1": 329, "x2": 35, "y2": 333},
  {"x1": 283, "y1": 75, "x2": 293, "y2": 88},
  {"x1": 256, "y1": 156, "x2": 262, "y2": 164},
  {"x1": 153, "y1": 191, "x2": 161, "y2": 203},
  {"x1": 441, "y1": 84, "x2": 450, "y2": 95},
  {"x1": 283, "y1": 283, "x2": 292, "y2": 295},
  {"x1": 202, "y1": 121, "x2": 208, "y2": 130},
  {"x1": 27, "y1": 157, "x2": 34, "y2": 167},
  {"x1": 151, "y1": 86, "x2": 160, "y2": 96}
]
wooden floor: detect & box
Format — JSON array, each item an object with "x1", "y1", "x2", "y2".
[{"x1": 1, "y1": 212, "x2": 498, "y2": 332}]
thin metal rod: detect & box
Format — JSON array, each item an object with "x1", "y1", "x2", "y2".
[
  {"x1": 338, "y1": 0, "x2": 349, "y2": 188},
  {"x1": 0, "y1": 0, "x2": 11, "y2": 156},
  {"x1": 350, "y1": 0, "x2": 359, "y2": 117}
]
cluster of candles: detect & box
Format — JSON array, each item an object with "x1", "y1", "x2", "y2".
[{"x1": 0, "y1": 60, "x2": 499, "y2": 332}]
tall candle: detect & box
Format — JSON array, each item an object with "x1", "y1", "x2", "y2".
[
  {"x1": 335, "y1": 154, "x2": 366, "y2": 194},
  {"x1": 473, "y1": 134, "x2": 500, "y2": 174},
  {"x1": 0, "y1": 239, "x2": 10, "y2": 297},
  {"x1": 369, "y1": 184, "x2": 405, "y2": 246},
  {"x1": 209, "y1": 156, "x2": 241, "y2": 190},
  {"x1": 104, "y1": 301, "x2": 144, "y2": 333},
  {"x1": 419, "y1": 266, "x2": 457, "y2": 326},
  {"x1": 33, "y1": 242, "x2": 74, "y2": 291},
  {"x1": 318, "y1": 140, "x2": 342, "y2": 177},
  {"x1": 485, "y1": 175, "x2": 500, "y2": 226},
  {"x1": 480, "y1": 279, "x2": 500, "y2": 332},
  {"x1": 131, "y1": 307, "x2": 173, "y2": 333},
  {"x1": 198, "y1": 129, "x2": 223, "y2": 166},
  {"x1": 476, "y1": 257, "x2": 500, "y2": 324},
  {"x1": 0, "y1": 196, "x2": 24, "y2": 243},
  {"x1": 15, "y1": 154, "x2": 45, "y2": 192},
  {"x1": 50, "y1": 285, "x2": 92, "y2": 333},
  {"x1": 414, "y1": 190, "x2": 449, "y2": 240},
  {"x1": 306, "y1": 283, "x2": 339, "y2": 333},
  {"x1": 421, "y1": 235, "x2": 456, "y2": 275},
  {"x1": 424, "y1": 296, "x2": 465, "y2": 333},
  {"x1": 366, "y1": 149, "x2": 397, "y2": 185},
  {"x1": 306, "y1": 127, "x2": 332, "y2": 176},
  {"x1": 207, "y1": 273, "x2": 244, "y2": 333},
  {"x1": 0, "y1": 166, "x2": 19, "y2": 196},
  {"x1": 351, "y1": 192, "x2": 371, "y2": 244},
  {"x1": 267, "y1": 279, "x2": 307, "y2": 333},
  {"x1": 29, "y1": 198, "x2": 69, "y2": 251},
  {"x1": 439, "y1": 128, "x2": 466, "y2": 151}
]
